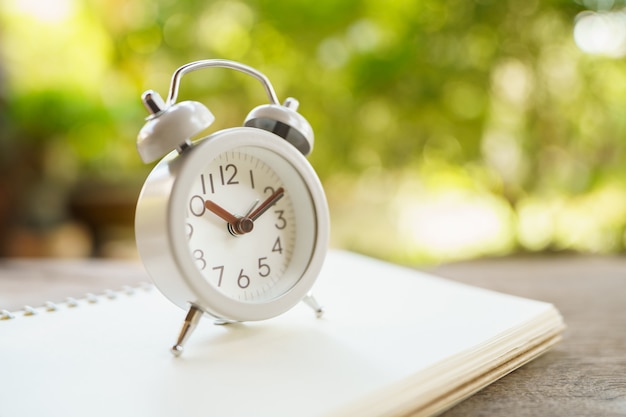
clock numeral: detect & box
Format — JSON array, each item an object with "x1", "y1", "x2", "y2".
[
  {"x1": 189, "y1": 195, "x2": 206, "y2": 217},
  {"x1": 219, "y1": 164, "x2": 239, "y2": 186},
  {"x1": 265, "y1": 186, "x2": 288, "y2": 231},
  {"x1": 258, "y1": 257, "x2": 271, "y2": 277},
  {"x1": 212, "y1": 265, "x2": 224, "y2": 287},
  {"x1": 200, "y1": 174, "x2": 215, "y2": 194},
  {"x1": 200, "y1": 174, "x2": 206, "y2": 194},
  {"x1": 209, "y1": 174, "x2": 215, "y2": 193},
  {"x1": 272, "y1": 237, "x2": 283, "y2": 255},
  {"x1": 193, "y1": 249, "x2": 206, "y2": 270},
  {"x1": 186, "y1": 223, "x2": 193, "y2": 240},
  {"x1": 237, "y1": 269, "x2": 250, "y2": 288},
  {"x1": 274, "y1": 210, "x2": 287, "y2": 230}
]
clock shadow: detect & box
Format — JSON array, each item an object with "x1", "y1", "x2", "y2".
[{"x1": 160, "y1": 319, "x2": 395, "y2": 416}]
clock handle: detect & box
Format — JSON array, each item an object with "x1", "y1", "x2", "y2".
[
  {"x1": 137, "y1": 59, "x2": 315, "y2": 162},
  {"x1": 167, "y1": 59, "x2": 315, "y2": 157},
  {"x1": 171, "y1": 304, "x2": 204, "y2": 357},
  {"x1": 166, "y1": 59, "x2": 280, "y2": 106}
]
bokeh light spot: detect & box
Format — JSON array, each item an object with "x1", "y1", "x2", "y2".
[{"x1": 574, "y1": 10, "x2": 626, "y2": 57}]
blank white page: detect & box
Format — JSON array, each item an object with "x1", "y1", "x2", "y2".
[{"x1": 0, "y1": 250, "x2": 563, "y2": 417}]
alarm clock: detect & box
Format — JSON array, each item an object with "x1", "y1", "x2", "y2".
[{"x1": 134, "y1": 60, "x2": 329, "y2": 356}]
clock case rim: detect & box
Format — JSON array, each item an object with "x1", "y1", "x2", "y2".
[{"x1": 135, "y1": 127, "x2": 329, "y2": 322}]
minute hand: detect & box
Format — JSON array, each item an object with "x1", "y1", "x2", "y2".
[{"x1": 249, "y1": 187, "x2": 285, "y2": 221}]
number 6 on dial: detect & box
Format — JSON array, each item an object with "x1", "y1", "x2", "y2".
[{"x1": 134, "y1": 60, "x2": 329, "y2": 356}]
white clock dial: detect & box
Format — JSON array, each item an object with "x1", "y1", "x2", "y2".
[{"x1": 185, "y1": 146, "x2": 306, "y2": 302}]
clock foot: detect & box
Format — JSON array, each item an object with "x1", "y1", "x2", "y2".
[
  {"x1": 302, "y1": 294, "x2": 324, "y2": 318},
  {"x1": 171, "y1": 304, "x2": 204, "y2": 357},
  {"x1": 213, "y1": 318, "x2": 236, "y2": 325}
]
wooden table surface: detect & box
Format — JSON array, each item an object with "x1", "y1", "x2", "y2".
[
  {"x1": 430, "y1": 255, "x2": 626, "y2": 417},
  {"x1": 1, "y1": 254, "x2": 624, "y2": 416}
]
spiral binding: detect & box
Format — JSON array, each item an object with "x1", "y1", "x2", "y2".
[{"x1": 0, "y1": 282, "x2": 153, "y2": 321}]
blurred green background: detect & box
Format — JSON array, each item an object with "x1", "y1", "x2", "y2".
[{"x1": 1, "y1": 0, "x2": 625, "y2": 264}]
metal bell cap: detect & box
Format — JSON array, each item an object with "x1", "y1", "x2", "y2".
[
  {"x1": 137, "y1": 92, "x2": 215, "y2": 163},
  {"x1": 244, "y1": 98, "x2": 314, "y2": 156}
]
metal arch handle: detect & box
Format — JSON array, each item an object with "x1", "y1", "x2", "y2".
[{"x1": 165, "y1": 59, "x2": 280, "y2": 107}]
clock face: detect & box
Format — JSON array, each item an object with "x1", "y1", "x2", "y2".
[
  {"x1": 136, "y1": 128, "x2": 328, "y2": 320},
  {"x1": 184, "y1": 145, "x2": 313, "y2": 303}
]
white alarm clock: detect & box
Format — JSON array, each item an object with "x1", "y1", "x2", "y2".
[{"x1": 134, "y1": 60, "x2": 329, "y2": 356}]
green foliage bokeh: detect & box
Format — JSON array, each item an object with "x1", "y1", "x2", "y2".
[{"x1": 1, "y1": 0, "x2": 626, "y2": 262}]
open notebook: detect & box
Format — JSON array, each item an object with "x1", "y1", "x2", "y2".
[{"x1": 0, "y1": 250, "x2": 564, "y2": 417}]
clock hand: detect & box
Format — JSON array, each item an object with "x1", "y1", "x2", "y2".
[
  {"x1": 243, "y1": 199, "x2": 260, "y2": 217},
  {"x1": 249, "y1": 187, "x2": 285, "y2": 221},
  {"x1": 204, "y1": 200, "x2": 239, "y2": 224},
  {"x1": 203, "y1": 188, "x2": 283, "y2": 235},
  {"x1": 204, "y1": 200, "x2": 254, "y2": 235}
]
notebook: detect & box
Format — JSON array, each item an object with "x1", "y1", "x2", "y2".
[{"x1": 0, "y1": 250, "x2": 564, "y2": 417}]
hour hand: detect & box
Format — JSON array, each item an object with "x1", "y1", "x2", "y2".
[{"x1": 204, "y1": 200, "x2": 238, "y2": 224}]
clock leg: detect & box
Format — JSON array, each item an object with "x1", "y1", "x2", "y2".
[
  {"x1": 302, "y1": 294, "x2": 324, "y2": 318},
  {"x1": 213, "y1": 318, "x2": 236, "y2": 325},
  {"x1": 171, "y1": 304, "x2": 204, "y2": 357}
]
